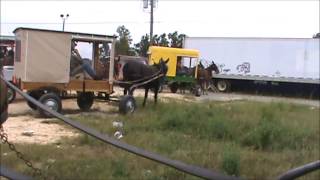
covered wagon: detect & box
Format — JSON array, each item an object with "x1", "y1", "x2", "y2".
[{"x1": 13, "y1": 27, "x2": 116, "y2": 117}]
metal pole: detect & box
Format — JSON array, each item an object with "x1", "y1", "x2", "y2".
[
  {"x1": 60, "y1": 14, "x2": 69, "y2": 32},
  {"x1": 62, "y1": 19, "x2": 65, "y2": 31},
  {"x1": 150, "y1": 0, "x2": 154, "y2": 46}
]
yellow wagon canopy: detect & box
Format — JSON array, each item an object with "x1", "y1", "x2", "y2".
[{"x1": 148, "y1": 46, "x2": 200, "y2": 77}]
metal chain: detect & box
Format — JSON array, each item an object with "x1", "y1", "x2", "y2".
[{"x1": 0, "y1": 125, "x2": 44, "y2": 178}]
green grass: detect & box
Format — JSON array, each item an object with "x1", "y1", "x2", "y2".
[{"x1": 1, "y1": 99, "x2": 319, "y2": 180}]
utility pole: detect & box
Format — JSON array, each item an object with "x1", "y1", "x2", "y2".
[
  {"x1": 143, "y1": 0, "x2": 157, "y2": 46},
  {"x1": 150, "y1": 0, "x2": 154, "y2": 46},
  {"x1": 60, "y1": 14, "x2": 69, "y2": 31}
]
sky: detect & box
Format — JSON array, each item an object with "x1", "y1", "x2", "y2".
[{"x1": 1, "y1": 0, "x2": 319, "y2": 44}]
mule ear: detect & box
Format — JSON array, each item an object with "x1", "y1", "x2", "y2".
[{"x1": 165, "y1": 58, "x2": 169, "y2": 64}]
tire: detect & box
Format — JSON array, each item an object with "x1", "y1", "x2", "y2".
[
  {"x1": 195, "y1": 85, "x2": 202, "y2": 97},
  {"x1": 169, "y1": 83, "x2": 178, "y2": 93},
  {"x1": 217, "y1": 80, "x2": 230, "y2": 92},
  {"x1": 27, "y1": 90, "x2": 43, "y2": 110},
  {"x1": 38, "y1": 93, "x2": 62, "y2": 118},
  {"x1": 119, "y1": 95, "x2": 136, "y2": 114},
  {"x1": 7, "y1": 86, "x2": 16, "y2": 103},
  {"x1": 77, "y1": 92, "x2": 94, "y2": 111}
]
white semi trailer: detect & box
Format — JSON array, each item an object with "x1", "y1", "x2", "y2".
[{"x1": 184, "y1": 37, "x2": 320, "y2": 93}]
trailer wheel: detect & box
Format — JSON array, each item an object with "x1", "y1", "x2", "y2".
[
  {"x1": 217, "y1": 80, "x2": 230, "y2": 92},
  {"x1": 7, "y1": 86, "x2": 16, "y2": 103},
  {"x1": 27, "y1": 90, "x2": 43, "y2": 110},
  {"x1": 119, "y1": 95, "x2": 136, "y2": 114},
  {"x1": 38, "y1": 93, "x2": 62, "y2": 118},
  {"x1": 77, "y1": 92, "x2": 94, "y2": 111},
  {"x1": 169, "y1": 83, "x2": 178, "y2": 93}
]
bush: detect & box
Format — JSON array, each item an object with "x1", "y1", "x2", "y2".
[
  {"x1": 222, "y1": 145, "x2": 240, "y2": 176},
  {"x1": 240, "y1": 108, "x2": 281, "y2": 150}
]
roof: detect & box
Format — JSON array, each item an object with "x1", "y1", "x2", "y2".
[
  {"x1": 149, "y1": 46, "x2": 199, "y2": 57},
  {"x1": 0, "y1": 35, "x2": 15, "y2": 41},
  {"x1": 13, "y1": 27, "x2": 116, "y2": 39}
]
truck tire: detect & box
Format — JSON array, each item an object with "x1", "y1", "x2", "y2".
[
  {"x1": 38, "y1": 93, "x2": 62, "y2": 118},
  {"x1": 217, "y1": 80, "x2": 230, "y2": 92},
  {"x1": 77, "y1": 92, "x2": 94, "y2": 111},
  {"x1": 119, "y1": 95, "x2": 136, "y2": 114}
]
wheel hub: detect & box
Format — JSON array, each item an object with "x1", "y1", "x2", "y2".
[{"x1": 44, "y1": 98, "x2": 58, "y2": 111}]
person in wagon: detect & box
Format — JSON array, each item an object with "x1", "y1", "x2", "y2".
[{"x1": 70, "y1": 41, "x2": 101, "y2": 80}]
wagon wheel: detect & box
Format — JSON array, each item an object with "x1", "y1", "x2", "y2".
[
  {"x1": 38, "y1": 93, "x2": 62, "y2": 118},
  {"x1": 169, "y1": 83, "x2": 178, "y2": 93},
  {"x1": 119, "y1": 95, "x2": 136, "y2": 114},
  {"x1": 7, "y1": 86, "x2": 16, "y2": 103},
  {"x1": 27, "y1": 90, "x2": 43, "y2": 110},
  {"x1": 77, "y1": 92, "x2": 94, "y2": 111},
  {"x1": 194, "y1": 85, "x2": 202, "y2": 97}
]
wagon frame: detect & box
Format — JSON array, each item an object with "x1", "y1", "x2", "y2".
[
  {"x1": 148, "y1": 46, "x2": 202, "y2": 96},
  {"x1": 13, "y1": 27, "x2": 117, "y2": 117}
]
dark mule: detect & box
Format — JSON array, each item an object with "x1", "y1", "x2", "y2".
[
  {"x1": 122, "y1": 58, "x2": 168, "y2": 106},
  {"x1": 196, "y1": 61, "x2": 219, "y2": 94}
]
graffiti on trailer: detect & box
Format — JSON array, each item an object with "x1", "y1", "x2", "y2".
[
  {"x1": 236, "y1": 62, "x2": 250, "y2": 74},
  {"x1": 216, "y1": 63, "x2": 230, "y2": 73}
]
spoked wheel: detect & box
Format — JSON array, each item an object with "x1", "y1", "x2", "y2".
[
  {"x1": 77, "y1": 92, "x2": 94, "y2": 111},
  {"x1": 119, "y1": 95, "x2": 136, "y2": 114},
  {"x1": 27, "y1": 90, "x2": 43, "y2": 110},
  {"x1": 169, "y1": 83, "x2": 178, "y2": 93},
  {"x1": 7, "y1": 86, "x2": 16, "y2": 103},
  {"x1": 38, "y1": 93, "x2": 62, "y2": 118}
]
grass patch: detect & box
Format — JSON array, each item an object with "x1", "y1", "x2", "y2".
[{"x1": 1, "y1": 99, "x2": 319, "y2": 179}]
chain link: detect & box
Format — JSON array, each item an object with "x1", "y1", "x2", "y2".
[{"x1": 0, "y1": 125, "x2": 43, "y2": 178}]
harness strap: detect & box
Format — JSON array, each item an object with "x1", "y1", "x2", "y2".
[{"x1": 114, "y1": 69, "x2": 162, "y2": 85}]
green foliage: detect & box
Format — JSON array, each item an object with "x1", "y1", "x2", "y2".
[
  {"x1": 222, "y1": 144, "x2": 240, "y2": 176},
  {"x1": 241, "y1": 108, "x2": 281, "y2": 149},
  {"x1": 1, "y1": 100, "x2": 319, "y2": 179},
  {"x1": 168, "y1": 31, "x2": 186, "y2": 48},
  {"x1": 115, "y1": 25, "x2": 135, "y2": 56},
  {"x1": 134, "y1": 34, "x2": 150, "y2": 57},
  {"x1": 134, "y1": 31, "x2": 186, "y2": 57}
]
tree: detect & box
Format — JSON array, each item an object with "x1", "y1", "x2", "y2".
[
  {"x1": 157, "y1": 33, "x2": 170, "y2": 47},
  {"x1": 134, "y1": 34, "x2": 150, "y2": 57},
  {"x1": 115, "y1": 25, "x2": 135, "y2": 56},
  {"x1": 134, "y1": 31, "x2": 186, "y2": 56},
  {"x1": 168, "y1": 31, "x2": 186, "y2": 48}
]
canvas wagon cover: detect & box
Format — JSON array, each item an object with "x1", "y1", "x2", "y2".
[{"x1": 14, "y1": 28, "x2": 71, "y2": 83}]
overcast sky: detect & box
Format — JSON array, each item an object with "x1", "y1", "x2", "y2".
[{"x1": 1, "y1": 0, "x2": 319, "y2": 43}]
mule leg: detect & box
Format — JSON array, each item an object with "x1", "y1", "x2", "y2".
[
  {"x1": 154, "y1": 86, "x2": 159, "y2": 104},
  {"x1": 124, "y1": 88, "x2": 127, "y2": 95},
  {"x1": 129, "y1": 87, "x2": 135, "y2": 96},
  {"x1": 143, "y1": 88, "x2": 149, "y2": 107}
]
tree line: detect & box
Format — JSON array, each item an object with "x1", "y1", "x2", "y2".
[{"x1": 115, "y1": 25, "x2": 186, "y2": 57}]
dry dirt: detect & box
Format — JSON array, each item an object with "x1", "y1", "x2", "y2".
[{"x1": 2, "y1": 87, "x2": 319, "y2": 145}]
